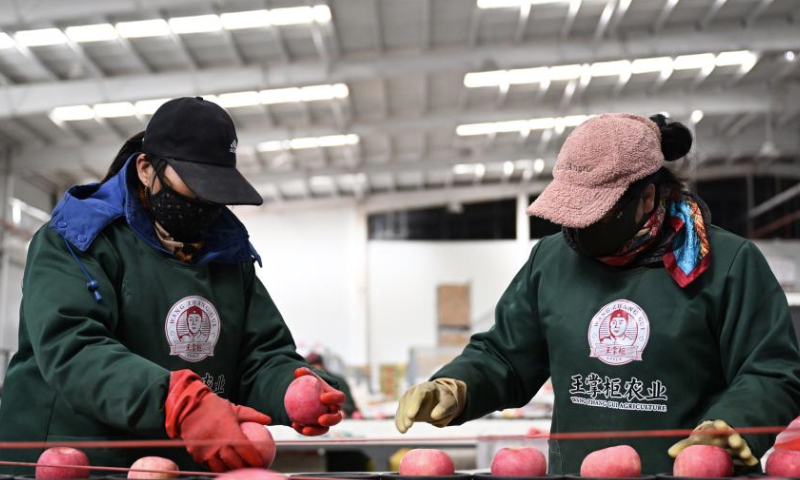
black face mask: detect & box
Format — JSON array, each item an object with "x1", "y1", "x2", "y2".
[
  {"x1": 146, "y1": 169, "x2": 223, "y2": 243},
  {"x1": 568, "y1": 192, "x2": 646, "y2": 258}
]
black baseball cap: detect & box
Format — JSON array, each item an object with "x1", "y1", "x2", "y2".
[{"x1": 142, "y1": 96, "x2": 263, "y2": 205}]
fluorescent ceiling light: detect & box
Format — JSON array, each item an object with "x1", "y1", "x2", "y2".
[
  {"x1": 457, "y1": 115, "x2": 592, "y2": 136},
  {"x1": 0, "y1": 32, "x2": 14, "y2": 49},
  {"x1": 507, "y1": 67, "x2": 549, "y2": 84},
  {"x1": 257, "y1": 141, "x2": 285, "y2": 152},
  {"x1": 115, "y1": 19, "x2": 170, "y2": 38},
  {"x1": 456, "y1": 122, "x2": 496, "y2": 136},
  {"x1": 15, "y1": 28, "x2": 67, "y2": 47},
  {"x1": 94, "y1": 102, "x2": 136, "y2": 118},
  {"x1": 310, "y1": 176, "x2": 334, "y2": 188},
  {"x1": 673, "y1": 53, "x2": 715, "y2": 70},
  {"x1": 715, "y1": 50, "x2": 756, "y2": 67},
  {"x1": 529, "y1": 117, "x2": 556, "y2": 130},
  {"x1": 534, "y1": 158, "x2": 545, "y2": 174},
  {"x1": 289, "y1": 137, "x2": 321, "y2": 150},
  {"x1": 464, "y1": 71, "x2": 506, "y2": 88},
  {"x1": 590, "y1": 60, "x2": 631, "y2": 77},
  {"x1": 631, "y1": 57, "x2": 672, "y2": 74},
  {"x1": 51, "y1": 105, "x2": 95, "y2": 122},
  {"x1": 562, "y1": 115, "x2": 591, "y2": 127},
  {"x1": 478, "y1": 0, "x2": 568, "y2": 8},
  {"x1": 690, "y1": 110, "x2": 704, "y2": 124},
  {"x1": 313, "y1": 5, "x2": 333, "y2": 23},
  {"x1": 135, "y1": 98, "x2": 169, "y2": 115},
  {"x1": 317, "y1": 134, "x2": 359, "y2": 147},
  {"x1": 300, "y1": 85, "x2": 340, "y2": 101},
  {"x1": 258, "y1": 134, "x2": 358, "y2": 151},
  {"x1": 260, "y1": 87, "x2": 302, "y2": 104},
  {"x1": 258, "y1": 84, "x2": 348, "y2": 104},
  {"x1": 216, "y1": 91, "x2": 261, "y2": 108},
  {"x1": 169, "y1": 15, "x2": 223, "y2": 34},
  {"x1": 494, "y1": 120, "x2": 531, "y2": 133},
  {"x1": 270, "y1": 6, "x2": 316, "y2": 26},
  {"x1": 332, "y1": 83, "x2": 349, "y2": 98},
  {"x1": 220, "y1": 10, "x2": 271, "y2": 30},
  {"x1": 453, "y1": 164, "x2": 479, "y2": 175},
  {"x1": 548, "y1": 64, "x2": 583, "y2": 81},
  {"x1": 65, "y1": 24, "x2": 119, "y2": 43}
]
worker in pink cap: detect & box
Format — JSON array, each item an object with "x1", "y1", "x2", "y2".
[{"x1": 395, "y1": 113, "x2": 800, "y2": 474}]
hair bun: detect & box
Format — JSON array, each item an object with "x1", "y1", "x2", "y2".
[{"x1": 649, "y1": 114, "x2": 693, "y2": 162}]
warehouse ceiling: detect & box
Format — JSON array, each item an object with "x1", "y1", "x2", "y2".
[{"x1": 0, "y1": 0, "x2": 799, "y2": 208}]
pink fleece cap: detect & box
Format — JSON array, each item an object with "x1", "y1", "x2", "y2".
[{"x1": 527, "y1": 113, "x2": 664, "y2": 228}]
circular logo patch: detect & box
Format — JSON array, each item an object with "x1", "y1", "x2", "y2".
[
  {"x1": 165, "y1": 296, "x2": 220, "y2": 362},
  {"x1": 588, "y1": 299, "x2": 649, "y2": 366}
]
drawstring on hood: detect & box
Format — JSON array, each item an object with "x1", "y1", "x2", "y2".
[{"x1": 63, "y1": 237, "x2": 103, "y2": 303}]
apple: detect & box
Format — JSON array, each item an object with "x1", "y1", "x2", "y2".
[
  {"x1": 241, "y1": 422, "x2": 277, "y2": 468},
  {"x1": 766, "y1": 449, "x2": 800, "y2": 477},
  {"x1": 673, "y1": 445, "x2": 732, "y2": 478},
  {"x1": 490, "y1": 447, "x2": 547, "y2": 477},
  {"x1": 35, "y1": 447, "x2": 90, "y2": 479},
  {"x1": 775, "y1": 418, "x2": 800, "y2": 449},
  {"x1": 284, "y1": 375, "x2": 327, "y2": 425},
  {"x1": 580, "y1": 445, "x2": 641, "y2": 478},
  {"x1": 217, "y1": 469, "x2": 288, "y2": 480},
  {"x1": 399, "y1": 449, "x2": 455, "y2": 476},
  {"x1": 127, "y1": 457, "x2": 178, "y2": 479}
]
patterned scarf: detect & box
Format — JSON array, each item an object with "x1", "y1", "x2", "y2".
[{"x1": 586, "y1": 191, "x2": 711, "y2": 288}]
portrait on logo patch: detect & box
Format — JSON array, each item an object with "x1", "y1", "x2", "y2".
[
  {"x1": 588, "y1": 299, "x2": 649, "y2": 366},
  {"x1": 165, "y1": 296, "x2": 220, "y2": 362}
]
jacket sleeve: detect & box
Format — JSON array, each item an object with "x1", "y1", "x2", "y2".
[
  {"x1": 236, "y1": 264, "x2": 337, "y2": 426},
  {"x1": 22, "y1": 226, "x2": 170, "y2": 434},
  {"x1": 702, "y1": 241, "x2": 800, "y2": 457},
  {"x1": 432, "y1": 241, "x2": 550, "y2": 423}
]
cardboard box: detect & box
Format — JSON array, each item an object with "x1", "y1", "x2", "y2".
[
  {"x1": 438, "y1": 328, "x2": 471, "y2": 347},
  {"x1": 437, "y1": 284, "x2": 471, "y2": 327}
]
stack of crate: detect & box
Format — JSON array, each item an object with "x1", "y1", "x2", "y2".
[{"x1": 437, "y1": 284, "x2": 471, "y2": 347}]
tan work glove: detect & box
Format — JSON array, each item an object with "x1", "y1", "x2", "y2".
[
  {"x1": 395, "y1": 378, "x2": 467, "y2": 433},
  {"x1": 668, "y1": 420, "x2": 759, "y2": 467}
]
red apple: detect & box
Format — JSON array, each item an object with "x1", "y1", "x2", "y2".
[
  {"x1": 580, "y1": 445, "x2": 641, "y2": 478},
  {"x1": 399, "y1": 449, "x2": 455, "y2": 476},
  {"x1": 36, "y1": 447, "x2": 90, "y2": 479},
  {"x1": 241, "y1": 422, "x2": 277, "y2": 468},
  {"x1": 284, "y1": 375, "x2": 327, "y2": 425},
  {"x1": 127, "y1": 456, "x2": 179, "y2": 479},
  {"x1": 775, "y1": 418, "x2": 800, "y2": 449},
  {"x1": 673, "y1": 445, "x2": 733, "y2": 478},
  {"x1": 766, "y1": 449, "x2": 800, "y2": 476},
  {"x1": 217, "y1": 469, "x2": 288, "y2": 480},
  {"x1": 491, "y1": 447, "x2": 547, "y2": 477}
]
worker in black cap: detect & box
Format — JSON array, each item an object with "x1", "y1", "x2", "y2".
[{"x1": 0, "y1": 97, "x2": 345, "y2": 474}]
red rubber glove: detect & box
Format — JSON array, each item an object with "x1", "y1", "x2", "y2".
[
  {"x1": 165, "y1": 370, "x2": 272, "y2": 472},
  {"x1": 288, "y1": 367, "x2": 346, "y2": 436}
]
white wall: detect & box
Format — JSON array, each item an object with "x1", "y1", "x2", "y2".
[
  {"x1": 239, "y1": 204, "x2": 536, "y2": 372},
  {"x1": 367, "y1": 240, "x2": 533, "y2": 368},
  {"x1": 238, "y1": 205, "x2": 368, "y2": 365}
]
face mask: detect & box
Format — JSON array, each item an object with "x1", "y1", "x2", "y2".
[
  {"x1": 146, "y1": 169, "x2": 223, "y2": 243},
  {"x1": 570, "y1": 192, "x2": 645, "y2": 258}
]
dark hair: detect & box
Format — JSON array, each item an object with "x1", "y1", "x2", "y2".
[
  {"x1": 101, "y1": 131, "x2": 144, "y2": 183},
  {"x1": 648, "y1": 113, "x2": 693, "y2": 162},
  {"x1": 627, "y1": 114, "x2": 693, "y2": 195}
]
